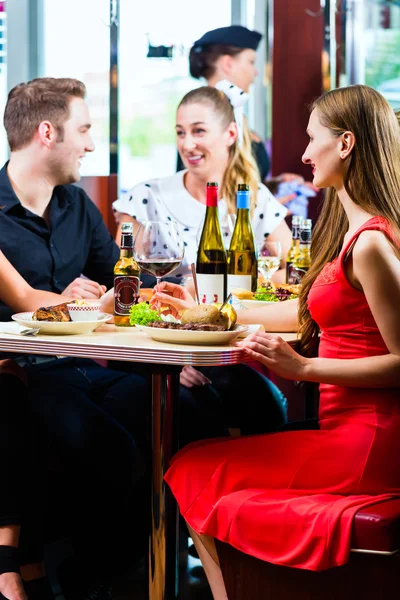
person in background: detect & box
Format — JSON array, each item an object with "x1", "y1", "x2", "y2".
[
  {"x1": 181, "y1": 24, "x2": 317, "y2": 207},
  {"x1": 112, "y1": 83, "x2": 289, "y2": 441},
  {"x1": 152, "y1": 84, "x2": 400, "y2": 598}
]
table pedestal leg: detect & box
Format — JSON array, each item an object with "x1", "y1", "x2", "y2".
[{"x1": 149, "y1": 366, "x2": 181, "y2": 600}]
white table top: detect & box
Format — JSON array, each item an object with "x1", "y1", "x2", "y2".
[{"x1": 0, "y1": 323, "x2": 298, "y2": 367}]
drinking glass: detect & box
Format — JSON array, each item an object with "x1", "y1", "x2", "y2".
[
  {"x1": 257, "y1": 241, "x2": 282, "y2": 281},
  {"x1": 134, "y1": 221, "x2": 184, "y2": 292}
]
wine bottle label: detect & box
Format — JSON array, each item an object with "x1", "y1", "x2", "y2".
[
  {"x1": 114, "y1": 276, "x2": 140, "y2": 315},
  {"x1": 227, "y1": 274, "x2": 252, "y2": 294},
  {"x1": 287, "y1": 266, "x2": 309, "y2": 284},
  {"x1": 197, "y1": 274, "x2": 225, "y2": 304}
]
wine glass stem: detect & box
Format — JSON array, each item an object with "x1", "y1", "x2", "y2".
[{"x1": 156, "y1": 277, "x2": 161, "y2": 313}]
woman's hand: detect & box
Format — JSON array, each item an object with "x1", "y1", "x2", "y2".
[
  {"x1": 180, "y1": 366, "x2": 212, "y2": 388},
  {"x1": 150, "y1": 281, "x2": 196, "y2": 318},
  {"x1": 99, "y1": 287, "x2": 114, "y2": 315},
  {"x1": 237, "y1": 332, "x2": 310, "y2": 381}
]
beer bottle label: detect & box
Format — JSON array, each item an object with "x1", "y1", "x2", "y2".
[{"x1": 114, "y1": 276, "x2": 140, "y2": 315}]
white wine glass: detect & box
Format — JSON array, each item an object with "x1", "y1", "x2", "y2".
[
  {"x1": 134, "y1": 220, "x2": 185, "y2": 293},
  {"x1": 257, "y1": 240, "x2": 282, "y2": 282}
]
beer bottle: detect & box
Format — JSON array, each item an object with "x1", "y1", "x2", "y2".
[
  {"x1": 286, "y1": 215, "x2": 302, "y2": 284},
  {"x1": 290, "y1": 218, "x2": 312, "y2": 284},
  {"x1": 114, "y1": 222, "x2": 141, "y2": 326}
]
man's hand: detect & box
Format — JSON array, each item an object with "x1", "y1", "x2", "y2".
[
  {"x1": 62, "y1": 277, "x2": 107, "y2": 300},
  {"x1": 180, "y1": 366, "x2": 212, "y2": 388}
]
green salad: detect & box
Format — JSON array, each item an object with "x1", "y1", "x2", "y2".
[
  {"x1": 129, "y1": 302, "x2": 162, "y2": 326},
  {"x1": 253, "y1": 290, "x2": 280, "y2": 302},
  {"x1": 253, "y1": 287, "x2": 298, "y2": 302}
]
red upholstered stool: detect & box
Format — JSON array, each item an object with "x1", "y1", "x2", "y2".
[
  {"x1": 351, "y1": 498, "x2": 400, "y2": 555},
  {"x1": 216, "y1": 499, "x2": 400, "y2": 600}
]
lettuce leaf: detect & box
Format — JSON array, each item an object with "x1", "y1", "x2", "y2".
[{"x1": 129, "y1": 302, "x2": 162, "y2": 326}]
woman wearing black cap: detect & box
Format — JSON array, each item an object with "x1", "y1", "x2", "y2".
[{"x1": 178, "y1": 24, "x2": 315, "y2": 210}]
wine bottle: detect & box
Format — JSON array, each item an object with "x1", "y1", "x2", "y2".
[
  {"x1": 114, "y1": 222, "x2": 141, "y2": 326},
  {"x1": 227, "y1": 184, "x2": 257, "y2": 296},
  {"x1": 286, "y1": 215, "x2": 302, "y2": 284},
  {"x1": 290, "y1": 218, "x2": 312, "y2": 284},
  {"x1": 196, "y1": 182, "x2": 227, "y2": 304}
]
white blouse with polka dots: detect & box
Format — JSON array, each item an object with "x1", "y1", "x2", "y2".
[{"x1": 112, "y1": 171, "x2": 287, "y2": 279}]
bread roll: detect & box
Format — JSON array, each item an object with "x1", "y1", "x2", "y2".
[{"x1": 231, "y1": 288, "x2": 254, "y2": 300}]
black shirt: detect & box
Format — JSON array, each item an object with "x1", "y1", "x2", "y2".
[
  {"x1": 176, "y1": 138, "x2": 270, "y2": 181},
  {"x1": 0, "y1": 162, "x2": 120, "y2": 322}
]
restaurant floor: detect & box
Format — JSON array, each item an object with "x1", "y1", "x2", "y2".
[{"x1": 46, "y1": 536, "x2": 213, "y2": 599}]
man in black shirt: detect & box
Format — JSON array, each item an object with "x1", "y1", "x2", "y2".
[{"x1": 0, "y1": 78, "x2": 177, "y2": 599}]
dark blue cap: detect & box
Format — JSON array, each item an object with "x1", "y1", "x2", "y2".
[{"x1": 193, "y1": 25, "x2": 262, "y2": 52}]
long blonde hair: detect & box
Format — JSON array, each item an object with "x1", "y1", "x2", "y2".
[
  {"x1": 177, "y1": 86, "x2": 260, "y2": 214},
  {"x1": 299, "y1": 85, "x2": 400, "y2": 356}
]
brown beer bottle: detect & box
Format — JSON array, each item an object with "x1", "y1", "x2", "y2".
[{"x1": 114, "y1": 222, "x2": 140, "y2": 326}]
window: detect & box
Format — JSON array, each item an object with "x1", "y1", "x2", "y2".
[
  {"x1": 119, "y1": 0, "x2": 231, "y2": 193},
  {"x1": 42, "y1": 0, "x2": 110, "y2": 175}
]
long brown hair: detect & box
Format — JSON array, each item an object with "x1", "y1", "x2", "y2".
[
  {"x1": 177, "y1": 86, "x2": 260, "y2": 214},
  {"x1": 299, "y1": 85, "x2": 400, "y2": 356}
]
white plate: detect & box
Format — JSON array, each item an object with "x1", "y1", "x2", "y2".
[
  {"x1": 135, "y1": 324, "x2": 248, "y2": 346},
  {"x1": 11, "y1": 312, "x2": 113, "y2": 335},
  {"x1": 241, "y1": 299, "x2": 279, "y2": 308}
]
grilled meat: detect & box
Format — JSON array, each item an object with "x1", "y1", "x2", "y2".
[
  {"x1": 32, "y1": 302, "x2": 72, "y2": 322},
  {"x1": 148, "y1": 321, "x2": 226, "y2": 332}
]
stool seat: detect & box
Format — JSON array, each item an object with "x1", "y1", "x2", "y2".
[{"x1": 352, "y1": 499, "x2": 400, "y2": 554}]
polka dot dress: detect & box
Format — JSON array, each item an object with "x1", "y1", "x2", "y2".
[{"x1": 112, "y1": 171, "x2": 287, "y2": 278}]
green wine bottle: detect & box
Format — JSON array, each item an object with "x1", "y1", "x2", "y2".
[
  {"x1": 227, "y1": 184, "x2": 257, "y2": 296},
  {"x1": 196, "y1": 182, "x2": 227, "y2": 304}
]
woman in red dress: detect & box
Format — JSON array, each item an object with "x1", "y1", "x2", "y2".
[{"x1": 153, "y1": 85, "x2": 400, "y2": 598}]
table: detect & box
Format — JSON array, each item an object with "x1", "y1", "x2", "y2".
[{"x1": 0, "y1": 324, "x2": 297, "y2": 599}]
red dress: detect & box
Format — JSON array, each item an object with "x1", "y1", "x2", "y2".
[{"x1": 165, "y1": 217, "x2": 400, "y2": 571}]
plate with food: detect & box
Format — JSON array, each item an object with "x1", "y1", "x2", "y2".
[
  {"x1": 12, "y1": 302, "x2": 113, "y2": 335},
  {"x1": 232, "y1": 283, "x2": 301, "y2": 308},
  {"x1": 129, "y1": 301, "x2": 247, "y2": 346}
]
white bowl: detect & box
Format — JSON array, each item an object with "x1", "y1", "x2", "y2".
[{"x1": 67, "y1": 302, "x2": 101, "y2": 322}]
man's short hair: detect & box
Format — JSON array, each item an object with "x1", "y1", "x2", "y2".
[{"x1": 4, "y1": 77, "x2": 86, "y2": 151}]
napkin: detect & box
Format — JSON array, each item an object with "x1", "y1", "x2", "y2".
[
  {"x1": 237, "y1": 324, "x2": 265, "y2": 338},
  {"x1": 0, "y1": 322, "x2": 23, "y2": 334}
]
